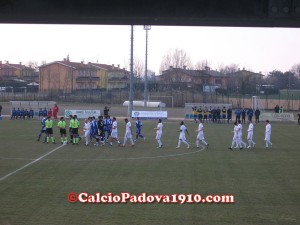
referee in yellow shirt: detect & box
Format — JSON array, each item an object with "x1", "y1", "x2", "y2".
[
  {"x1": 58, "y1": 117, "x2": 68, "y2": 144},
  {"x1": 45, "y1": 116, "x2": 55, "y2": 144}
]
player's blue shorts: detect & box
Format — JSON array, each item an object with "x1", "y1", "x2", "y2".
[{"x1": 136, "y1": 128, "x2": 142, "y2": 134}]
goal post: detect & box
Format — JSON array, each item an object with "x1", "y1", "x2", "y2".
[{"x1": 251, "y1": 96, "x2": 264, "y2": 113}]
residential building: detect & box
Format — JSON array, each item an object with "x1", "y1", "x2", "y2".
[
  {"x1": 39, "y1": 59, "x2": 129, "y2": 93},
  {"x1": 39, "y1": 59, "x2": 98, "y2": 93},
  {"x1": 157, "y1": 66, "x2": 228, "y2": 91},
  {"x1": 0, "y1": 61, "x2": 37, "y2": 82},
  {"x1": 227, "y1": 68, "x2": 263, "y2": 93},
  {"x1": 89, "y1": 63, "x2": 129, "y2": 90}
]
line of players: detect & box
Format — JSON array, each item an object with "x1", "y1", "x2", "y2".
[
  {"x1": 37, "y1": 115, "x2": 146, "y2": 147},
  {"x1": 10, "y1": 107, "x2": 59, "y2": 120},
  {"x1": 37, "y1": 114, "x2": 272, "y2": 149},
  {"x1": 174, "y1": 118, "x2": 272, "y2": 150},
  {"x1": 191, "y1": 106, "x2": 261, "y2": 124},
  {"x1": 192, "y1": 106, "x2": 232, "y2": 123},
  {"x1": 10, "y1": 108, "x2": 34, "y2": 120},
  {"x1": 228, "y1": 119, "x2": 272, "y2": 150}
]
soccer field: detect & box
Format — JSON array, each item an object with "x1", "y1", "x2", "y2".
[{"x1": 0, "y1": 119, "x2": 299, "y2": 225}]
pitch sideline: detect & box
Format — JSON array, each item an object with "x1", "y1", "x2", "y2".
[
  {"x1": 0, "y1": 145, "x2": 206, "y2": 162},
  {"x1": 0, "y1": 144, "x2": 66, "y2": 182}
]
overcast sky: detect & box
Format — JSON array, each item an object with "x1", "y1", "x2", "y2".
[{"x1": 0, "y1": 24, "x2": 300, "y2": 75}]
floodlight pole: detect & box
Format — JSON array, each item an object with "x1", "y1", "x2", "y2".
[
  {"x1": 128, "y1": 25, "x2": 134, "y2": 117},
  {"x1": 144, "y1": 25, "x2": 151, "y2": 108}
]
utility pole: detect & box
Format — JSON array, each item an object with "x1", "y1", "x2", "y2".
[
  {"x1": 128, "y1": 25, "x2": 134, "y2": 117},
  {"x1": 144, "y1": 25, "x2": 151, "y2": 107}
]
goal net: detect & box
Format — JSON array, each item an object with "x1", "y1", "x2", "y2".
[{"x1": 251, "y1": 96, "x2": 264, "y2": 113}]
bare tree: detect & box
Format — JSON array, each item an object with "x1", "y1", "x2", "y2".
[
  {"x1": 291, "y1": 63, "x2": 300, "y2": 78},
  {"x1": 195, "y1": 59, "x2": 212, "y2": 70},
  {"x1": 26, "y1": 61, "x2": 39, "y2": 69},
  {"x1": 159, "y1": 48, "x2": 192, "y2": 73},
  {"x1": 218, "y1": 63, "x2": 239, "y2": 74},
  {"x1": 133, "y1": 57, "x2": 144, "y2": 83}
]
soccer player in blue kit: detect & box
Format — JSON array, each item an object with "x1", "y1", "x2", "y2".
[
  {"x1": 37, "y1": 115, "x2": 47, "y2": 143},
  {"x1": 135, "y1": 117, "x2": 145, "y2": 141}
]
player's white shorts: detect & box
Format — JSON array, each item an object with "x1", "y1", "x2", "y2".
[
  {"x1": 247, "y1": 132, "x2": 253, "y2": 140},
  {"x1": 233, "y1": 135, "x2": 238, "y2": 141},
  {"x1": 125, "y1": 132, "x2": 132, "y2": 139},
  {"x1": 156, "y1": 133, "x2": 162, "y2": 140},
  {"x1": 265, "y1": 133, "x2": 271, "y2": 141},
  {"x1": 111, "y1": 131, "x2": 118, "y2": 138},
  {"x1": 197, "y1": 132, "x2": 205, "y2": 140},
  {"x1": 84, "y1": 131, "x2": 90, "y2": 137},
  {"x1": 179, "y1": 133, "x2": 186, "y2": 141}
]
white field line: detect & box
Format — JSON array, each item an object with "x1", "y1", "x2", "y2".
[
  {"x1": 0, "y1": 144, "x2": 65, "y2": 182},
  {"x1": 0, "y1": 145, "x2": 206, "y2": 162}
]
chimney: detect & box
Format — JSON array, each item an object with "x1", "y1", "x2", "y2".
[
  {"x1": 63, "y1": 58, "x2": 66, "y2": 61},
  {"x1": 112, "y1": 64, "x2": 114, "y2": 68},
  {"x1": 0, "y1": 61, "x2": 2, "y2": 64},
  {"x1": 243, "y1": 67, "x2": 245, "y2": 70},
  {"x1": 117, "y1": 64, "x2": 120, "y2": 68},
  {"x1": 81, "y1": 61, "x2": 84, "y2": 64},
  {"x1": 19, "y1": 62, "x2": 22, "y2": 65},
  {"x1": 6, "y1": 61, "x2": 9, "y2": 64},
  {"x1": 169, "y1": 66, "x2": 173, "y2": 70},
  {"x1": 205, "y1": 66, "x2": 210, "y2": 71},
  {"x1": 183, "y1": 65, "x2": 187, "y2": 70}
]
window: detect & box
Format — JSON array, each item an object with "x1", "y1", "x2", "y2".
[{"x1": 215, "y1": 79, "x2": 221, "y2": 84}]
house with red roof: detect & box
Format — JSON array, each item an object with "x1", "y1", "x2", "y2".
[
  {"x1": 0, "y1": 61, "x2": 37, "y2": 82},
  {"x1": 39, "y1": 58, "x2": 129, "y2": 93},
  {"x1": 157, "y1": 66, "x2": 228, "y2": 92}
]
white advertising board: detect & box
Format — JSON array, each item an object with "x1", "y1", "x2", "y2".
[
  {"x1": 131, "y1": 111, "x2": 168, "y2": 119},
  {"x1": 260, "y1": 113, "x2": 294, "y2": 122},
  {"x1": 64, "y1": 109, "x2": 101, "y2": 119}
]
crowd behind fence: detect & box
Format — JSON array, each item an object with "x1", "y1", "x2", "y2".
[{"x1": 1, "y1": 90, "x2": 300, "y2": 111}]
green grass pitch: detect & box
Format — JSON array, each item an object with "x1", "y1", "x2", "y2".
[{"x1": 0, "y1": 118, "x2": 299, "y2": 225}]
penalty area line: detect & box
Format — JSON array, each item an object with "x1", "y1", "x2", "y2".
[{"x1": 0, "y1": 144, "x2": 65, "y2": 182}]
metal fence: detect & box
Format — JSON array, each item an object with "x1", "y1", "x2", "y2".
[{"x1": 1, "y1": 90, "x2": 300, "y2": 111}]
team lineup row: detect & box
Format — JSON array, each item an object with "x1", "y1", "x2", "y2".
[{"x1": 36, "y1": 115, "x2": 272, "y2": 149}]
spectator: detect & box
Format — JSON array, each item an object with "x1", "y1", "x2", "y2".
[
  {"x1": 235, "y1": 108, "x2": 241, "y2": 123},
  {"x1": 53, "y1": 104, "x2": 59, "y2": 120},
  {"x1": 227, "y1": 107, "x2": 232, "y2": 123},
  {"x1": 298, "y1": 108, "x2": 300, "y2": 125},
  {"x1": 0, "y1": 104, "x2": 2, "y2": 116},
  {"x1": 47, "y1": 108, "x2": 53, "y2": 117},
  {"x1": 274, "y1": 105, "x2": 280, "y2": 113},
  {"x1": 241, "y1": 108, "x2": 246, "y2": 124},
  {"x1": 279, "y1": 106, "x2": 284, "y2": 113},
  {"x1": 216, "y1": 107, "x2": 221, "y2": 123},
  {"x1": 255, "y1": 109, "x2": 260, "y2": 123},
  {"x1": 247, "y1": 108, "x2": 253, "y2": 122},
  {"x1": 104, "y1": 106, "x2": 110, "y2": 116}
]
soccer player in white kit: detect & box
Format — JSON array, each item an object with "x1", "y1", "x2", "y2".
[
  {"x1": 236, "y1": 120, "x2": 247, "y2": 149},
  {"x1": 176, "y1": 121, "x2": 190, "y2": 149},
  {"x1": 154, "y1": 119, "x2": 163, "y2": 148},
  {"x1": 122, "y1": 118, "x2": 134, "y2": 147},
  {"x1": 83, "y1": 118, "x2": 91, "y2": 146},
  {"x1": 247, "y1": 119, "x2": 256, "y2": 148},
  {"x1": 109, "y1": 117, "x2": 121, "y2": 146},
  {"x1": 196, "y1": 119, "x2": 209, "y2": 149},
  {"x1": 228, "y1": 122, "x2": 239, "y2": 150},
  {"x1": 264, "y1": 120, "x2": 272, "y2": 148}
]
